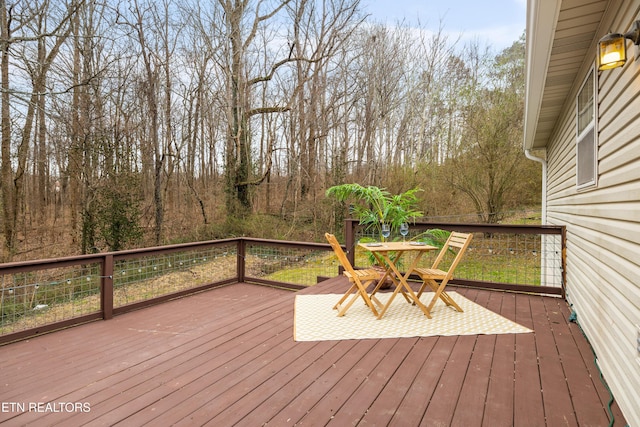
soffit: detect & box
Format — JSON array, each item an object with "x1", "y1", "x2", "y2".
[{"x1": 524, "y1": 0, "x2": 609, "y2": 150}]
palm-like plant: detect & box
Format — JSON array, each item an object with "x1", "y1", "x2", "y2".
[
  {"x1": 326, "y1": 183, "x2": 423, "y2": 238},
  {"x1": 414, "y1": 228, "x2": 450, "y2": 247}
]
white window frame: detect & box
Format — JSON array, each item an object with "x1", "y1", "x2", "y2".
[{"x1": 575, "y1": 66, "x2": 598, "y2": 190}]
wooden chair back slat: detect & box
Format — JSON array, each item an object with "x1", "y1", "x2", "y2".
[
  {"x1": 431, "y1": 231, "x2": 473, "y2": 271},
  {"x1": 325, "y1": 233, "x2": 380, "y2": 317},
  {"x1": 415, "y1": 231, "x2": 473, "y2": 314},
  {"x1": 325, "y1": 233, "x2": 356, "y2": 276}
]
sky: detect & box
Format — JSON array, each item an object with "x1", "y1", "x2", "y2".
[{"x1": 361, "y1": 0, "x2": 526, "y2": 52}]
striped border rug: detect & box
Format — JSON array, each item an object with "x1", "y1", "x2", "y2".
[{"x1": 294, "y1": 292, "x2": 532, "y2": 342}]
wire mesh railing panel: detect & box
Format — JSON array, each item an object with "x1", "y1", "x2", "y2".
[
  {"x1": 113, "y1": 244, "x2": 237, "y2": 307},
  {"x1": 245, "y1": 244, "x2": 338, "y2": 286},
  {"x1": 352, "y1": 227, "x2": 563, "y2": 289},
  {"x1": 1, "y1": 263, "x2": 102, "y2": 335},
  {"x1": 452, "y1": 233, "x2": 563, "y2": 287}
]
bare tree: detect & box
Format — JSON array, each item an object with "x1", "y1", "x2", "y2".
[
  {"x1": 448, "y1": 37, "x2": 527, "y2": 223},
  {"x1": 116, "y1": 0, "x2": 178, "y2": 244},
  {"x1": 0, "y1": 0, "x2": 80, "y2": 258},
  {"x1": 289, "y1": 0, "x2": 363, "y2": 206},
  {"x1": 212, "y1": 0, "x2": 291, "y2": 217},
  {"x1": 0, "y1": 0, "x2": 536, "y2": 259},
  {"x1": 0, "y1": 0, "x2": 13, "y2": 257}
]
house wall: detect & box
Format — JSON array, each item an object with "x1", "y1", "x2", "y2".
[{"x1": 545, "y1": 3, "x2": 640, "y2": 425}]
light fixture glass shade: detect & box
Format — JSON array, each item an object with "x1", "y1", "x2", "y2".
[{"x1": 598, "y1": 33, "x2": 627, "y2": 70}]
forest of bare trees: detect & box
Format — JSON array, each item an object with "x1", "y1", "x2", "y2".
[{"x1": 0, "y1": 0, "x2": 540, "y2": 262}]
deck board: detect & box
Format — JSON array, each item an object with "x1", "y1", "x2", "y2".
[
  {"x1": 450, "y1": 334, "x2": 496, "y2": 427},
  {"x1": 451, "y1": 288, "x2": 494, "y2": 427},
  {"x1": 359, "y1": 336, "x2": 434, "y2": 426},
  {"x1": 423, "y1": 334, "x2": 476, "y2": 426},
  {"x1": 392, "y1": 336, "x2": 458, "y2": 426},
  {"x1": 0, "y1": 280, "x2": 628, "y2": 426},
  {"x1": 333, "y1": 338, "x2": 418, "y2": 426},
  {"x1": 548, "y1": 300, "x2": 614, "y2": 426},
  {"x1": 531, "y1": 295, "x2": 578, "y2": 427},
  {"x1": 514, "y1": 294, "x2": 546, "y2": 427},
  {"x1": 482, "y1": 292, "x2": 517, "y2": 427}
]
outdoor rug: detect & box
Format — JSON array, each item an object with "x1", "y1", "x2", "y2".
[{"x1": 293, "y1": 292, "x2": 532, "y2": 341}]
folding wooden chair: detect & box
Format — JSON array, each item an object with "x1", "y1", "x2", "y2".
[
  {"x1": 413, "y1": 232, "x2": 473, "y2": 314},
  {"x1": 325, "y1": 233, "x2": 381, "y2": 317}
]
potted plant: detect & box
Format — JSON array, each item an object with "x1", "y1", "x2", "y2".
[{"x1": 325, "y1": 183, "x2": 423, "y2": 240}]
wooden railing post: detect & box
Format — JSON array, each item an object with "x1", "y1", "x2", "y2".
[
  {"x1": 344, "y1": 219, "x2": 356, "y2": 268},
  {"x1": 102, "y1": 254, "x2": 114, "y2": 320},
  {"x1": 237, "y1": 238, "x2": 246, "y2": 283}
]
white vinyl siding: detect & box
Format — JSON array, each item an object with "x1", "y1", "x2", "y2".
[{"x1": 545, "y1": 46, "x2": 640, "y2": 426}]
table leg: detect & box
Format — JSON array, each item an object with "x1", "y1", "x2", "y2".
[{"x1": 375, "y1": 252, "x2": 432, "y2": 319}]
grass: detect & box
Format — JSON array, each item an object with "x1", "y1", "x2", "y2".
[{"x1": 259, "y1": 252, "x2": 340, "y2": 286}]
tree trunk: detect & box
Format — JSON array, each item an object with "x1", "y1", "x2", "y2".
[
  {"x1": 0, "y1": 0, "x2": 14, "y2": 257},
  {"x1": 226, "y1": 1, "x2": 252, "y2": 216}
]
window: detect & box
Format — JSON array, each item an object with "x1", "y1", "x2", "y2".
[{"x1": 576, "y1": 67, "x2": 597, "y2": 189}]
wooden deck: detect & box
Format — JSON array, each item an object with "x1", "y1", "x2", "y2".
[{"x1": 0, "y1": 279, "x2": 628, "y2": 426}]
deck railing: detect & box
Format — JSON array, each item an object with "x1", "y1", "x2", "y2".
[
  {"x1": 0, "y1": 222, "x2": 564, "y2": 345},
  {"x1": 0, "y1": 238, "x2": 335, "y2": 345},
  {"x1": 345, "y1": 219, "x2": 565, "y2": 297}
]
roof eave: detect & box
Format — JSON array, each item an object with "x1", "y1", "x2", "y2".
[{"x1": 523, "y1": 0, "x2": 562, "y2": 151}]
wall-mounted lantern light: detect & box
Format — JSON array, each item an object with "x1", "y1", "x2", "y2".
[{"x1": 598, "y1": 20, "x2": 640, "y2": 70}]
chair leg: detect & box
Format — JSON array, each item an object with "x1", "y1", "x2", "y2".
[
  {"x1": 416, "y1": 278, "x2": 438, "y2": 300},
  {"x1": 416, "y1": 278, "x2": 463, "y2": 313},
  {"x1": 335, "y1": 280, "x2": 379, "y2": 317},
  {"x1": 335, "y1": 292, "x2": 363, "y2": 316},
  {"x1": 427, "y1": 279, "x2": 463, "y2": 313},
  {"x1": 368, "y1": 277, "x2": 392, "y2": 310},
  {"x1": 369, "y1": 277, "x2": 385, "y2": 297},
  {"x1": 333, "y1": 283, "x2": 357, "y2": 310},
  {"x1": 370, "y1": 295, "x2": 383, "y2": 310},
  {"x1": 440, "y1": 291, "x2": 463, "y2": 312},
  {"x1": 358, "y1": 283, "x2": 380, "y2": 316}
]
